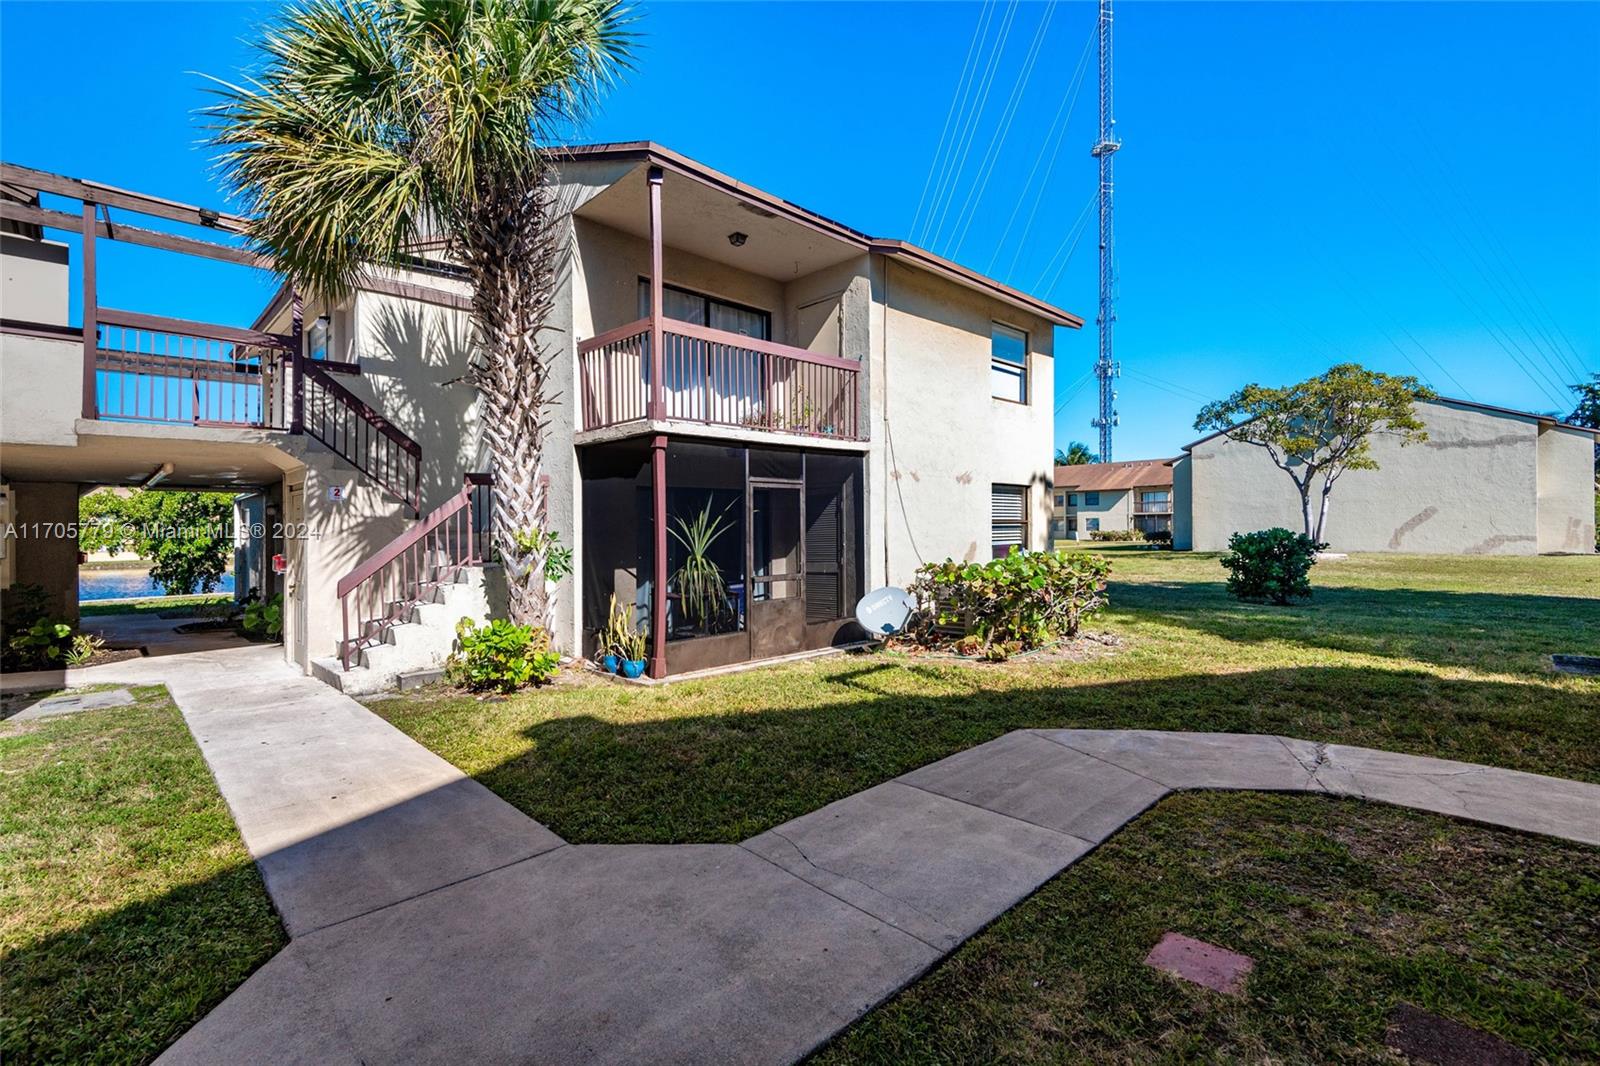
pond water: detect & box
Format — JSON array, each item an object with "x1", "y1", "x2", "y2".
[{"x1": 79, "y1": 570, "x2": 236, "y2": 602}]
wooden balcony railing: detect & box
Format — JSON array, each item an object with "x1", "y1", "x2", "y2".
[
  {"x1": 579, "y1": 316, "x2": 863, "y2": 441},
  {"x1": 95, "y1": 309, "x2": 295, "y2": 428}
]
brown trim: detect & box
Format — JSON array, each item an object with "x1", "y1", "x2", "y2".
[
  {"x1": 650, "y1": 432, "x2": 668, "y2": 679},
  {"x1": 0, "y1": 200, "x2": 265, "y2": 269},
  {"x1": 0, "y1": 162, "x2": 250, "y2": 233},
  {"x1": 0, "y1": 318, "x2": 82, "y2": 340},
  {"x1": 560, "y1": 142, "x2": 1083, "y2": 329},
  {"x1": 360, "y1": 274, "x2": 474, "y2": 313},
  {"x1": 98, "y1": 307, "x2": 294, "y2": 350},
  {"x1": 80, "y1": 203, "x2": 97, "y2": 420}
]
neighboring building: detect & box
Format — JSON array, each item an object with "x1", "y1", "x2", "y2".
[
  {"x1": 1051, "y1": 459, "x2": 1176, "y2": 541},
  {"x1": 1172, "y1": 396, "x2": 1597, "y2": 555},
  {"x1": 0, "y1": 145, "x2": 1083, "y2": 683}
]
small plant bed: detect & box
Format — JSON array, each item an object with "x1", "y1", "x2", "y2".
[
  {"x1": 814, "y1": 792, "x2": 1600, "y2": 1064},
  {"x1": 884, "y1": 630, "x2": 1124, "y2": 666},
  {"x1": 0, "y1": 685, "x2": 285, "y2": 1064}
]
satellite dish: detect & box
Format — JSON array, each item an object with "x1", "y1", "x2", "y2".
[{"x1": 855, "y1": 586, "x2": 918, "y2": 636}]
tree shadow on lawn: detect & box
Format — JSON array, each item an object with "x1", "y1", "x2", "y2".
[
  {"x1": 470, "y1": 662, "x2": 1600, "y2": 845},
  {"x1": 1108, "y1": 576, "x2": 1600, "y2": 676}
]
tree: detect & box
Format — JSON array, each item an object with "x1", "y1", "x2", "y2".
[
  {"x1": 1195, "y1": 363, "x2": 1434, "y2": 542},
  {"x1": 80, "y1": 490, "x2": 236, "y2": 595},
  {"x1": 1055, "y1": 441, "x2": 1099, "y2": 466},
  {"x1": 206, "y1": 0, "x2": 634, "y2": 627}
]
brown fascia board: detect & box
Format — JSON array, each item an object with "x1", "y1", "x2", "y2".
[
  {"x1": 1178, "y1": 393, "x2": 1599, "y2": 452},
  {"x1": 561, "y1": 142, "x2": 1084, "y2": 329}
]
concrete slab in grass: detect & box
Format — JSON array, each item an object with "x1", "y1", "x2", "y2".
[
  {"x1": 1314, "y1": 745, "x2": 1600, "y2": 847},
  {"x1": 899, "y1": 730, "x2": 1169, "y2": 843},
  {"x1": 162, "y1": 844, "x2": 940, "y2": 1066},
  {"x1": 5, "y1": 687, "x2": 135, "y2": 720},
  {"x1": 1037, "y1": 729, "x2": 1325, "y2": 792},
  {"x1": 743, "y1": 781, "x2": 1089, "y2": 950}
]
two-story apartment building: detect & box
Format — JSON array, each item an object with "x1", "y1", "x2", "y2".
[
  {"x1": 1050, "y1": 458, "x2": 1176, "y2": 541},
  {"x1": 0, "y1": 145, "x2": 1082, "y2": 685}
]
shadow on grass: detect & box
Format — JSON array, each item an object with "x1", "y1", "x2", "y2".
[
  {"x1": 448, "y1": 661, "x2": 1600, "y2": 846},
  {"x1": 1108, "y1": 576, "x2": 1599, "y2": 675}
]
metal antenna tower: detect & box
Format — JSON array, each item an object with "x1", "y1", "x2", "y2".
[{"x1": 1090, "y1": 0, "x2": 1120, "y2": 462}]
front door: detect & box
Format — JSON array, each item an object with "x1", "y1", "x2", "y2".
[{"x1": 748, "y1": 480, "x2": 805, "y2": 659}]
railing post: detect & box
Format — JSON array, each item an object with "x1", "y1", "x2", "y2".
[
  {"x1": 650, "y1": 432, "x2": 668, "y2": 679},
  {"x1": 80, "y1": 203, "x2": 98, "y2": 419},
  {"x1": 290, "y1": 288, "x2": 305, "y2": 434},
  {"x1": 647, "y1": 166, "x2": 664, "y2": 422}
]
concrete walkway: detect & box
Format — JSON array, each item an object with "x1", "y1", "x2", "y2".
[{"x1": 13, "y1": 652, "x2": 1595, "y2": 1064}]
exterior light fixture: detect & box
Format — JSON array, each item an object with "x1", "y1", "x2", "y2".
[{"x1": 727, "y1": 231, "x2": 747, "y2": 247}]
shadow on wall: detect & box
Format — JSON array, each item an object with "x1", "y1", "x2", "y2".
[{"x1": 366, "y1": 300, "x2": 487, "y2": 511}]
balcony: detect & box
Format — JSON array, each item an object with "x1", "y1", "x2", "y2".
[
  {"x1": 1133, "y1": 497, "x2": 1172, "y2": 515},
  {"x1": 579, "y1": 316, "x2": 863, "y2": 442}
]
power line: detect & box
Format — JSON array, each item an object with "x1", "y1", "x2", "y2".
[
  {"x1": 922, "y1": 1, "x2": 1021, "y2": 248},
  {"x1": 1033, "y1": 190, "x2": 1097, "y2": 294},
  {"x1": 908, "y1": 0, "x2": 997, "y2": 242},
  {"x1": 945, "y1": 1, "x2": 1059, "y2": 259},
  {"x1": 989, "y1": 22, "x2": 1096, "y2": 278}
]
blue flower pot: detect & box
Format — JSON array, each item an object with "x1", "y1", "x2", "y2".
[
  {"x1": 601, "y1": 654, "x2": 620, "y2": 674},
  {"x1": 621, "y1": 658, "x2": 646, "y2": 679}
]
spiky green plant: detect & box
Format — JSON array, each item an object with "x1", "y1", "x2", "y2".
[
  {"x1": 669, "y1": 501, "x2": 734, "y2": 632},
  {"x1": 204, "y1": 0, "x2": 634, "y2": 626}
]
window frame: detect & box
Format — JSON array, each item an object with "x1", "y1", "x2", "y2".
[
  {"x1": 638, "y1": 277, "x2": 772, "y2": 340},
  {"x1": 1084, "y1": 491, "x2": 1100, "y2": 507},
  {"x1": 989, "y1": 321, "x2": 1030, "y2": 405}
]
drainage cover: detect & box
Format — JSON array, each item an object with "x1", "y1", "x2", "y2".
[{"x1": 1551, "y1": 654, "x2": 1600, "y2": 677}]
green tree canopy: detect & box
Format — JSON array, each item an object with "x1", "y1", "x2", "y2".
[
  {"x1": 1055, "y1": 441, "x2": 1099, "y2": 466},
  {"x1": 80, "y1": 490, "x2": 236, "y2": 595},
  {"x1": 1195, "y1": 363, "x2": 1434, "y2": 542},
  {"x1": 207, "y1": 0, "x2": 634, "y2": 629}
]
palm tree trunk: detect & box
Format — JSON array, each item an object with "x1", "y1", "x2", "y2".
[{"x1": 455, "y1": 165, "x2": 561, "y2": 629}]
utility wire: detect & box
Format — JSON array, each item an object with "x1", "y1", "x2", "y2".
[
  {"x1": 988, "y1": 21, "x2": 1096, "y2": 277},
  {"x1": 945, "y1": 1, "x2": 1059, "y2": 259},
  {"x1": 908, "y1": 0, "x2": 997, "y2": 242},
  {"x1": 1034, "y1": 190, "x2": 1097, "y2": 294},
  {"x1": 922, "y1": 0, "x2": 1021, "y2": 247}
]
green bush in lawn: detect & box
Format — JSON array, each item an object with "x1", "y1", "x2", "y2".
[
  {"x1": 1089, "y1": 529, "x2": 1142, "y2": 542},
  {"x1": 242, "y1": 594, "x2": 284, "y2": 641},
  {"x1": 447, "y1": 617, "x2": 560, "y2": 692},
  {"x1": 1221, "y1": 527, "x2": 1326, "y2": 604},
  {"x1": 1145, "y1": 529, "x2": 1173, "y2": 545},
  {"x1": 912, "y1": 548, "x2": 1111, "y2": 657}
]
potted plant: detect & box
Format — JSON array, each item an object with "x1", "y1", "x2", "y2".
[
  {"x1": 670, "y1": 501, "x2": 734, "y2": 634},
  {"x1": 597, "y1": 594, "x2": 631, "y2": 674},
  {"x1": 618, "y1": 628, "x2": 648, "y2": 679}
]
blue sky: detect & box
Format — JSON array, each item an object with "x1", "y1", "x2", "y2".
[{"x1": 2, "y1": 1, "x2": 1595, "y2": 459}]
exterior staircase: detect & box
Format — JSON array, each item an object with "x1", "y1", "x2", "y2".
[{"x1": 311, "y1": 563, "x2": 502, "y2": 695}]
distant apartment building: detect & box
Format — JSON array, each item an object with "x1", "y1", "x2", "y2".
[
  {"x1": 1051, "y1": 459, "x2": 1176, "y2": 541},
  {"x1": 1171, "y1": 397, "x2": 1597, "y2": 555}
]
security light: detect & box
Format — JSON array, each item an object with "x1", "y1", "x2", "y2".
[{"x1": 727, "y1": 231, "x2": 747, "y2": 247}]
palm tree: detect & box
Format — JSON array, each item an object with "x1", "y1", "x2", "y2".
[
  {"x1": 205, "y1": 0, "x2": 634, "y2": 627},
  {"x1": 1055, "y1": 441, "x2": 1099, "y2": 466}
]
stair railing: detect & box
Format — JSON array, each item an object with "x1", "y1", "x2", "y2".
[
  {"x1": 298, "y1": 359, "x2": 422, "y2": 516},
  {"x1": 336, "y1": 473, "x2": 493, "y2": 670}
]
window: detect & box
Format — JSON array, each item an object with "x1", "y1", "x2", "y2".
[
  {"x1": 1066, "y1": 517, "x2": 1078, "y2": 533},
  {"x1": 1084, "y1": 492, "x2": 1100, "y2": 507},
  {"x1": 991, "y1": 484, "x2": 1028, "y2": 558},
  {"x1": 1138, "y1": 490, "x2": 1171, "y2": 512},
  {"x1": 1054, "y1": 493, "x2": 1065, "y2": 508},
  {"x1": 1086, "y1": 517, "x2": 1100, "y2": 532},
  {"x1": 1067, "y1": 493, "x2": 1078, "y2": 507},
  {"x1": 639, "y1": 280, "x2": 771, "y2": 339},
  {"x1": 990, "y1": 323, "x2": 1028, "y2": 403}
]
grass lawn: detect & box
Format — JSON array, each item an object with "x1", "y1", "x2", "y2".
[
  {"x1": 79, "y1": 594, "x2": 232, "y2": 618},
  {"x1": 371, "y1": 551, "x2": 1599, "y2": 844},
  {"x1": 816, "y1": 791, "x2": 1600, "y2": 1064},
  {"x1": 0, "y1": 686, "x2": 285, "y2": 1065}
]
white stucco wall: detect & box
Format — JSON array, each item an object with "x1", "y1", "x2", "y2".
[
  {"x1": 867, "y1": 255, "x2": 1055, "y2": 588},
  {"x1": 1536, "y1": 424, "x2": 1597, "y2": 553},
  {"x1": 1, "y1": 333, "x2": 82, "y2": 446},
  {"x1": 1182, "y1": 399, "x2": 1592, "y2": 555},
  {"x1": 1, "y1": 234, "x2": 69, "y2": 325}
]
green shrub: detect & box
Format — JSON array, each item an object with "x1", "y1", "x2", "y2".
[
  {"x1": 242, "y1": 594, "x2": 283, "y2": 640},
  {"x1": 1089, "y1": 528, "x2": 1142, "y2": 542},
  {"x1": 2, "y1": 584, "x2": 78, "y2": 671},
  {"x1": 1146, "y1": 529, "x2": 1173, "y2": 546},
  {"x1": 911, "y1": 548, "x2": 1111, "y2": 656},
  {"x1": 447, "y1": 617, "x2": 560, "y2": 692},
  {"x1": 1220, "y1": 528, "x2": 1326, "y2": 604}
]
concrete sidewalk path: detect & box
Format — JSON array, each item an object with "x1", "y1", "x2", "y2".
[{"x1": 147, "y1": 697, "x2": 1600, "y2": 1065}]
